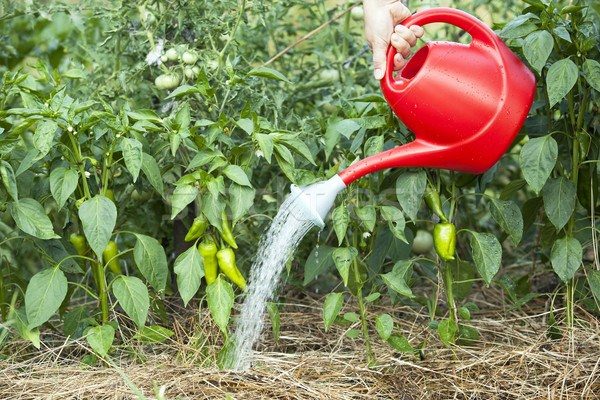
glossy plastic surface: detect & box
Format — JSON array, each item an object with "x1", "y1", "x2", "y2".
[{"x1": 339, "y1": 7, "x2": 536, "y2": 185}]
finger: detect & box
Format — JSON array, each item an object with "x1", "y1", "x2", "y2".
[
  {"x1": 389, "y1": 3, "x2": 411, "y2": 24},
  {"x1": 400, "y1": 47, "x2": 411, "y2": 58},
  {"x1": 390, "y1": 33, "x2": 410, "y2": 54},
  {"x1": 394, "y1": 25, "x2": 418, "y2": 47},
  {"x1": 372, "y1": 42, "x2": 388, "y2": 80},
  {"x1": 393, "y1": 53, "x2": 406, "y2": 70},
  {"x1": 409, "y1": 25, "x2": 425, "y2": 38}
]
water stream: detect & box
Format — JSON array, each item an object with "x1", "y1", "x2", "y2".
[{"x1": 228, "y1": 191, "x2": 317, "y2": 370}]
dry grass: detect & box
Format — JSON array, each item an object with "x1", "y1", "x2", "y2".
[{"x1": 0, "y1": 289, "x2": 599, "y2": 400}]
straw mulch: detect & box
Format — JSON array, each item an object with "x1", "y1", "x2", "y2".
[{"x1": 0, "y1": 291, "x2": 598, "y2": 400}]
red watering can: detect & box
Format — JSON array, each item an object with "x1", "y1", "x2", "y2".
[
  {"x1": 338, "y1": 7, "x2": 536, "y2": 185},
  {"x1": 294, "y1": 7, "x2": 536, "y2": 227}
]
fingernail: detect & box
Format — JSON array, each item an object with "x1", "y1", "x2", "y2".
[{"x1": 374, "y1": 68, "x2": 384, "y2": 80}]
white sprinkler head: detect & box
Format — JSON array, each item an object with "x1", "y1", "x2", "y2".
[{"x1": 289, "y1": 174, "x2": 347, "y2": 229}]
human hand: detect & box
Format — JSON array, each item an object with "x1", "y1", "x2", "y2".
[{"x1": 362, "y1": 0, "x2": 424, "y2": 80}]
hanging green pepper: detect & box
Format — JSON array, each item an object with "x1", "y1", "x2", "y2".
[
  {"x1": 105, "y1": 189, "x2": 115, "y2": 202},
  {"x1": 69, "y1": 233, "x2": 88, "y2": 256},
  {"x1": 185, "y1": 215, "x2": 209, "y2": 242},
  {"x1": 199, "y1": 240, "x2": 218, "y2": 285},
  {"x1": 433, "y1": 222, "x2": 456, "y2": 261},
  {"x1": 424, "y1": 186, "x2": 448, "y2": 222},
  {"x1": 102, "y1": 241, "x2": 122, "y2": 275},
  {"x1": 216, "y1": 247, "x2": 246, "y2": 290},
  {"x1": 219, "y1": 211, "x2": 238, "y2": 249}
]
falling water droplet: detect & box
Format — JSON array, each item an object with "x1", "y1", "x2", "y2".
[{"x1": 315, "y1": 230, "x2": 321, "y2": 262}]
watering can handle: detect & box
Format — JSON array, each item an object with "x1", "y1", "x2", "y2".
[{"x1": 384, "y1": 7, "x2": 499, "y2": 91}]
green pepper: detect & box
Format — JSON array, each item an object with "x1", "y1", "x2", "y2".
[
  {"x1": 105, "y1": 189, "x2": 115, "y2": 202},
  {"x1": 424, "y1": 187, "x2": 448, "y2": 222},
  {"x1": 199, "y1": 240, "x2": 218, "y2": 285},
  {"x1": 69, "y1": 233, "x2": 88, "y2": 256},
  {"x1": 185, "y1": 215, "x2": 208, "y2": 242},
  {"x1": 219, "y1": 211, "x2": 238, "y2": 249},
  {"x1": 216, "y1": 247, "x2": 246, "y2": 290},
  {"x1": 433, "y1": 222, "x2": 456, "y2": 261},
  {"x1": 102, "y1": 241, "x2": 122, "y2": 275}
]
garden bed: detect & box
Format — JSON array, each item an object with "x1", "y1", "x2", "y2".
[{"x1": 1, "y1": 289, "x2": 598, "y2": 399}]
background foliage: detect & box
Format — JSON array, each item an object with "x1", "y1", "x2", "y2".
[{"x1": 0, "y1": 0, "x2": 598, "y2": 362}]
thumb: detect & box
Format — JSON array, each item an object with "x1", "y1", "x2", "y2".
[{"x1": 372, "y1": 40, "x2": 388, "y2": 80}]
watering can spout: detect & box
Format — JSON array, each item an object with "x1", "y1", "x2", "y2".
[
  {"x1": 338, "y1": 140, "x2": 439, "y2": 186},
  {"x1": 290, "y1": 175, "x2": 346, "y2": 229}
]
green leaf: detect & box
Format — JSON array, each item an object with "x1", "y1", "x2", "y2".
[
  {"x1": 466, "y1": 231, "x2": 502, "y2": 285},
  {"x1": 365, "y1": 292, "x2": 381, "y2": 302},
  {"x1": 256, "y1": 134, "x2": 274, "y2": 163},
  {"x1": 588, "y1": 270, "x2": 600, "y2": 304},
  {"x1": 141, "y1": 153, "x2": 164, "y2": 196},
  {"x1": 498, "y1": 13, "x2": 539, "y2": 39},
  {"x1": 174, "y1": 245, "x2": 204, "y2": 306},
  {"x1": 546, "y1": 58, "x2": 579, "y2": 108},
  {"x1": 236, "y1": 118, "x2": 253, "y2": 135},
  {"x1": 322, "y1": 292, "x2": 343, "y2": 332},
  {"x1": 49, "y1": 167, "x2": 79, "y2": 209},
  {"x1": 523, "y1": 30, "x2": 553, "y2": 73},
  {"x1": 112, "y1": 275, "x2": 149, "y2": 328},
  {"x1": 380, "y1": 206, "x2": 407, "y2": 242},
  {"x1": 542, "y1": 177, "x2": 576, "y2": 230},
  {"x1": 10, "y1": 198, "x2": 60, "y2": 240},
  {"x1": 78, "y1": 195, "x2": 117, "y2": 261},
  {"x1": 0, "y1": 160, "x2": 18, "y2": 201},
  {"x1": 582, "y1": 59, "x2": 600, "y2": 93},
  {"x1": 303, "y1": 245, "x2": 335, "y2": 286},
  {"x1": 550, "y1": 237, "x2": 582, "y2": 282},
  {"x1": 395, "y1": 171, "x2": 427, "y2": 221},
  {"x1": 519, "y1": 135, "x2": 558, "y2": 194},
  {"x1": 171, "y1": 184, "x2": 198, "y2": 219},
  {"x1": 553, "y1": 26, "x2": 571, "y2": 42},
  {"x1": 283, "y1": 139, "x2": 316, "y2": 165},
  {"x1": 86, "y1": 325, "x2": 114, "y2": 357},
  {"x1": 332, "y1": 247, "x2": 358, "y2": 287},
  {"x1": 33, "y1": 120, "x2": 58, "y2": 159},
  {"x1": 325, "y1": 119, "x2": 361, "y2": 159},
  {"x1": 248, "y1": 66, "x2": 290, "y2": 82},
  {"x1": 331, "y1": 204, "x2": 349, "y2": 245},
  {"x1": 381, "y1": 260, "x2": 414, "y2": 298},
  {"x1": 133, "y1": 325, "x2": 174, "y2": 343},
  {"x1": 165, "y1": 84, "x2": 202, "y2": 99},
  {"x1": 133, "y1": 234, "x2": 168, "y2": 292},
  {"x1": 437, "y1": 318, "x2": 458, "y2": 345},
  {"x1": 229, "y1": 183, "x2": 255, "y2": 223},
  {"x1": 387, "y1": 334, "x2": 413, "y2": 352},
  {"x1": 187, "y1": 150, "x2": 223, "y2": 170},
  {"x1": 14, "y1": 309, "x2": 41, "y2": 349},
  {"x1": 223, "y1": 165, "x2": 252, "y2": 187},
  {"x1": 120, "y1": 137, "x2": 143, "y2": 182},
  {"x1": 343, "y1": 312, "x2": 359, "y2": 323},
  {"x1": 206, "y1": 276, "x2": 234, "y2": 334},
  {"x1": 363, "y1": 135, "x2": 384, "y2": 157},
  {"x1": 16, "y1": 149, "x2": 38, "y2": 176},
  {"x1": 375, "y1": 313, "x2": 394, "y2": 340},
  {"x1": 356, "y1": 205, "x2": 376, "y2": 232},
  {"x1": 25, "y1": 268, "x2": 68, "y2": 329},
  {"x1": 266, "y1": 302, "x2": 281, "y2": 342},
  {"x1": 458, "y1": 306, "x2": 471, "y2": 321},
  {"x1": 489, "y1": 199, "x2": 523, "y2": 245}
]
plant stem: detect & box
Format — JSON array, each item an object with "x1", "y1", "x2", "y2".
[
  {"x1": 442, "y1": 262, "x2": 457, "y2": 322},
  {"x1": 68, "y1": 133, "x2": 91, "y2": 199},
  {"x1": 92, "y1": 261, "x2": 109, "y2": 323},
  {"x1": 565, "y1": 281, "x2": 574, "y2": 328},
  {"x1": 356, "y1": 290, "x2": 375, "y2": 366}
]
